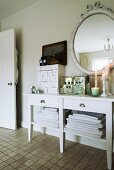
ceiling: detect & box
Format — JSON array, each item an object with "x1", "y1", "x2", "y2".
[{"x1": 0, "y1": 0, "x2": 39, "y2": 20}]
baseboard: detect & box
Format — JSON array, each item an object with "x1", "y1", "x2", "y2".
[{"x1": 19, "y1": 121, "x2": 112, "y2": 151}]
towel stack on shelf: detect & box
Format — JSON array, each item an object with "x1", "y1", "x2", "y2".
[
  {"x1": 64, "y1": 110, "x2": 106, "y2": 139},
  {"x1": 34, "y1": 107, "x2": 59, "y2": 129}
]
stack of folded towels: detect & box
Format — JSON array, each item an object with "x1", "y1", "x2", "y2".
[
  {"x1": 64, "y1": 110, "x2": 106, "y2": 139},
  {"x1": 34, "y1": 107, "x2": 59, "y2": 129}
]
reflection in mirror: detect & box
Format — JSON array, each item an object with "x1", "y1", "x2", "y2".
[{"x1": 74, "y1": 14, "x2": 114, "y2": 71}]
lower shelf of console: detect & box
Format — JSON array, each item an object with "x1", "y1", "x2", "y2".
[
  {"x1": 64, "y1": 129, "x2": 106, "y2": 141},
  {"x1": 31, "y1": 122, "x2": 106, "y2": 150}
]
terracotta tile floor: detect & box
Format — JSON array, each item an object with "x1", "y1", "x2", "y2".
[{"x1": 0, "y1": 128, "x2": 113, "y2": 170}]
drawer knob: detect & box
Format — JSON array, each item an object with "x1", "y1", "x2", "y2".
[
  {"x1": 40, "y1": 100, "x2": 45, "y2": 103},
  {"x1": 79, "y1": 103, "x2": 85, "y2": 107}
]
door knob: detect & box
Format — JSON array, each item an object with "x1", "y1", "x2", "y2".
[{"x1": 8, "y1": 82, "x2": 12, "y2": 86}]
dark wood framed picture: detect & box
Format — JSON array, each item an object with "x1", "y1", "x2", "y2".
[{"x1": 42, "y1": 40, "x2": 67, "y2": 65}]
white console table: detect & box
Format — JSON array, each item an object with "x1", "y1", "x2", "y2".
[{"x1": 25, "y1": 93, "x2": 114, "y2": 170}]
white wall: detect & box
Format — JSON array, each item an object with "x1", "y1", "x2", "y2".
[{"x1": 1, "y1": 0, "x2": 114, "y2": 135}]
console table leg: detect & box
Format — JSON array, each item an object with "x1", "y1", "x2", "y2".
[
  {"x1": 59, "y1": 98, "x2": 65, "y2": 153},
  {"x1": 28, "y1": 105, "x2": 33, "y2": 142},
  {"x1": 106, "y1": 108, "x2": 113, "y2": 170},
  {"x1": 60, "y1": 132, "x2": 65, "y2": 153}
]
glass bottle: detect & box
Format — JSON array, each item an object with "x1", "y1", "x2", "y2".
[
  {"x1": 67, "y1": 85, "x2": 72, "y2": 95},
  {"x1": 63, "y1": 82, "x2": 67, "y2": 94},
  {"x1": 60, "y1": 86, "x2": 64, "y2": 94},
  {"x1": 86, "y1": 83, "x2": 91, "y2": 95},
  {"x1": 71, "y1": 82, "x2": 74, "y2": 94},
  {"x1": 73, "y1": 81, "x2": 78, "y2": 95},
  {"x1": 78, "y1": 86, "x2": 84, "y2": 95}
]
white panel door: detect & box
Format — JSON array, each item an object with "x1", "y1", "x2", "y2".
[{"x1": 0, "y1": 29, "x2": 16, "y2": 130}]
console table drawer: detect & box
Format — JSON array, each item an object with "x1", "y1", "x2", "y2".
[
  {"x1": 28, "y1": 95, "x2": 59, "y2": 108},
  {"x1": 63, "y1": 98, "x2": 108, "y2": 113}
]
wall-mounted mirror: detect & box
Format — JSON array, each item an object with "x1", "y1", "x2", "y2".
[{"x1": 70, "y1": 2, "x2": 114, "y2": 75}]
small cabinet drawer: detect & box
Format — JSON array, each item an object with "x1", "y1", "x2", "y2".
[
  {"x1": 28, "y1": 95, "x2": 59, "y2": 108},
  {"x1": 63, "y1": 98, "x2": 109, "y2": 114}
]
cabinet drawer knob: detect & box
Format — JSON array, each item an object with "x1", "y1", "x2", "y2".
[
  {"x1": 79, "y1": 103, "x2": 85, "y2": 107},
  {"x1": 40, "y1": 100, "x2": 45, "y2": 103}
]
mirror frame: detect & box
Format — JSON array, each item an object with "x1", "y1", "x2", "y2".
[{"x1": 70, "y1": 2, "x2": 114, "y2": 75}]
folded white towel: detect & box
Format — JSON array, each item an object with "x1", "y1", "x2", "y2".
[
  {"x1": 40, "y1": 110, "x2": 59, "y2": 115},
  {"x1": 73, "y1": 114, "x2": 106, "y2": 121},
  {"x1": 67, "y1": 117, "x2": 105, "y2": 124},
  {"x1": 65, "y1": 125, "x2": 105, "y2": 135},
  {"x1": 36, "y1": 122, "x2": 59, "y2": 128},
  {"x1": 34, "y1": 114, "x2": 59, "y2": 121},
  {"x1": 64, "y1": 128, "x2": 105, "y2": 138},
  {"x1": 34, "y1": 118, "x2": 59, "y2": 125},
  {"x1": 34, "y1": 119, "x2": 59, "y2": 128},
  {"x1": 66, "y1": 122, "x2": 105, "y2": 129},
  {"x1": 72, "y1": 111, "x2": 105, "y2": 120},
  {"x1": 44, "y1": 107, "x2": 58, "y2": 112}
]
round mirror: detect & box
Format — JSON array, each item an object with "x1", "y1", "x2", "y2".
[{"x1": 70, "y1": 2, "x2": 114, "y2": 75}]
